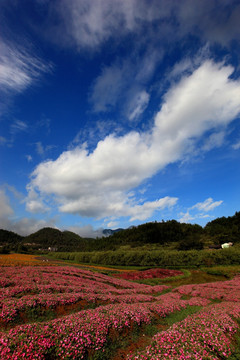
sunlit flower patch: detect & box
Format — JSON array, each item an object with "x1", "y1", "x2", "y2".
[
  {"x1": 127, "y1": 302, "x2": 240, "y2": 360},
  {"x1": 0, "y1": 254, "x2": 47, "y2": 266},
  {"x1": 0, "y1": 265, "x2": 239, "y2": 359},
  {"x1": 0, "y1": 266, "x2": 169, "y2": 325}
]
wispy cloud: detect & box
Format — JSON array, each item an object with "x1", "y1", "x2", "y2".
[
  {"x1": 35, "y1": 141, "x2": 57, "y2": 157},
  {"x1": 26, "y1": 155, "x2": 33, "y2": 162},
  {"x1": 179, "y1": 197, "x2": 223, "y2": 224},
  {"x1": 0, "y1": 136, "x2": 7, "y2": 145},
  {"x1": 127, "y1": 90, "x2": 150, "y2": 122},
  {"x1": 10, "y1": 120, "x2": 28, "y2": 134},
  {"x1": 52, "y1": 0, "x2": 240, "y2": 51},
  {"x1": 27, "y1": 60, "x2": 240, "y2": 223},
  {"x1": 89, "y1": 51, "x2": 161, "y2": 121},
  {"x1": 232, "y1": 140, "x2": 240, "y2": 150},
  {"x1": 0, "y1": 40, "x2": 51, "y2": 95},
  {"x1": 201, "y1": 131, "x2": 226, "y2": 152},
  {"x1": 51, "y1": 0, "x2": 145, "y2": 49},
  {"x1": 192, "y1": 198, "x2": 223, "y2": 212}
]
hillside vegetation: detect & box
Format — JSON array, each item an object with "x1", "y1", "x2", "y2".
[{"x1": 1, "y1": 211, "x2": 240, "y2": 254}]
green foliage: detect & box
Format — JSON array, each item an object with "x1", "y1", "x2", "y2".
[
  {"x1": 1, "y1": 210, "x2": 240, "y2": 254},
  {"x1": 203, "y1": 265, "x2": 240, "y2": 278},
  {"x1": 164, "y1": 306, "x2": 202, "y2": 326},
  {"x1": 205, "y1": 211, "x2": 240, "y2": 244},
  {"x1": 0, "y1": 245, "x2": 10, "y2": 254},
  {"x1": 143, "y1": 324, "x2": 159, "y2": 337},
  {"x1": 0, "y1": 229, "x2": 23, "y2": 251},
  {"x1": 52, "y1": 247, "x2": 240, "y2": 268},
  {"x1": 24, "y1": 227, "x2": 92, "y2": 252},
  {"x1": 177, "y1": 233, "x2": 204, "y2": 251},
  {"x1": 17, "y1": 244, "x2": 28, "y2": 254}
]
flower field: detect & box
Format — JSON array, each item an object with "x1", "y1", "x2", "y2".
[
  {"x1": 0, "y1": 254, "x2": 48, "y2": 266},
  {"x1": 114, "y1": 268, "x2": 183, "y2": 281},
  {"x1": 0, "y1": 265, "x2": 239, "y2": 359}
]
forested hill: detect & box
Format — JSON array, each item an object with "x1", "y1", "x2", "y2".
[
  {"x1": 0, "y1": 227, "x2": 94, "y2": 253},
  {"x1": 0, "y1": 211, "x2": 240, "y2": 253},
  {"x1": 100, "y1": 211, "x2": 240, "y2": 250}
]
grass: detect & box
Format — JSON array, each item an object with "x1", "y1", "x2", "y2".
[
  {"x1": 46, "y1": 254, "x2": 238, "y2": 284},
  {"x1": 201, "y1": 265, "x2": 240, "y2": 278},
  {"x1": 163, "y1": 305, "x2": 202, "y2": 326}
]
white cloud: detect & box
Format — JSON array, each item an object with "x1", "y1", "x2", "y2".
[
  {"x1": 178, "y1": 211, "x2": 194, "y2": 223},
  {"x1": 0, "y1": 187, "x2": 56, "y2": 236},
  {"x1": 192, "y1": 198, "x2": 223, "y2": 212},
  {"x1": 25, "y1": 186, "x2": 49, "y2": 214},
  {"x1": 0, "y1": 189, "x2": 14, "y2": 218},
  {"x1": 106, "y1": 221, "x2": 119, "y2": 229},
  {"x1": 179, "y1": 198, "x2": 223, "y2": 223},
  {"x1": 127, "y1": 197, "x2": 178, "y2": 221},
  {"x1": 1, "y1": 217, "x2": 57, "y2": 237},
  {"x1": 178, "y1": 210, "x2": 211, "y2": 224},
  {"x1": 26, "y1": 200, "x2": 48, "y2": 214},
  {"x1": 27, "y1": 60, "x2": 240, "y2": 222},
  {"x1": 179, "y1": 197, "x2": 223, "y2": 223},
  {"x1": 154, "y1": 61, "x2": 240, "y2": 142},
  {"x1": 67, "y1": 224, "x2": 104, "y2": 238}
]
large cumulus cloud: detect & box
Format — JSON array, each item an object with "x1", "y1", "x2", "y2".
[{"x1": 27, "y1": 60, "x2": 240, "y2": 221}]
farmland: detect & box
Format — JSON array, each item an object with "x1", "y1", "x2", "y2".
[{"x1": 0, "y1": 258, "x2": 240, "y2": 359}]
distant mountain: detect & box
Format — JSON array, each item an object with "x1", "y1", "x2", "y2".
[{"x1": 102, "y1": 228, "x2": 124, "y2": 236}]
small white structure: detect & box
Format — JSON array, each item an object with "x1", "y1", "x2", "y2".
[{"x1": 221, "y1": 242, "x2": 233, "y2": 249}]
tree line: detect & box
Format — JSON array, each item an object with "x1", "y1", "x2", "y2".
[{"x1": 0, "y1": 211, "x2": 240, "y2": 254}]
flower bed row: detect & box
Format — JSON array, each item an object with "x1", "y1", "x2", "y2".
[
  {"x1": 174, "y1": 275, "x2": 240, "y2": 302},
  {"x1": 1, "y1": 265, "x2": 240, "y2": 359},
  {"x1": 0, "y1": 266, "x2": 170, "y2": 325},
  {"x1": 127, "y1": 301, "x2": 240, "y2": 359},
  {"x1": 114, "y1": 268, "x2": 183, "y2": 281},
  {"x1": 0, "y1": 294, "x2": 210, "y2": 360}
]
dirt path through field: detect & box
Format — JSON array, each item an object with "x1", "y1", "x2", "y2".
[{"x1": 112, "y1": 323, "x2": 168, "y2": 360}]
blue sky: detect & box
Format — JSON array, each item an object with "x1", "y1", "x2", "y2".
[{"x1": 1, "y1": 0, "x2": 240, "y2": 237}]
